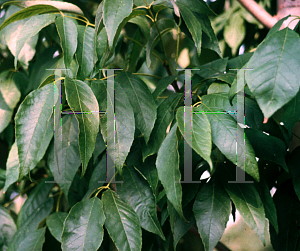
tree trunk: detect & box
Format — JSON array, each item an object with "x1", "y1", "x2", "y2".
[{"x1": 277, "y1": 0, "x2": 300, "y2": 28}]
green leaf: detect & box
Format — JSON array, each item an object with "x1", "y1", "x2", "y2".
[
  {"x1": 224, "y1": 12, "x2": 245, "y2": 55},
  {"x1": 207, "y1": 83, "x2": 230, "y2": 94},
  {"x1": 197, "y1": 13, "x2": 222, "y2": 58},
  {"x1": 256, "y1": 177, "x2": 278, "y2": 234},
  {"x1": 0, "y1": 71, "x2": 21, "y2": 133},
  {"x1": 125, "y1": 30, "x2": 143, "y2": 72},
  {"x1": 213, "y1": 91, "x2": 263, "y2": 130},
  {"x1": 83, "y1": 154, "x2": 107, "y2": 199},
  {"x1": 76, "y1": 25, "x2": 96, "y2": 80},
  {"x1": 2, "y1": 6, "x2": 38, "y2": 68},
  {"x1": 200, "y1": 93, "x2": 235, "y2": 112},
  {"x1": 46, "y1": 212, "x2": 68, "y2": 242},
  {"x1": 146, "y1": 18, "x2": 176, "y2": 68},
  {"x1": 177, "y1": 106, "x2": 213, "y2": 170},
  {"x1": 266, "y1": 16, "x2": 290, "y2": 39},
  {"x1": 193, "y1": 177, "x2": 231, "y2": 251},
  {"x1": 143, "y1": 93, "x2": 182, "y2": 160},
  {"x1": 129, "y1": 16, "x2": 150, "y2": 40},
  {"x1": 0, "y1": 169, "x2": 5, "y2": 190},
  {"x1": 280, "y1": 89, "x2": 300, "y2": 135},
  {"x1": 270, "y1": 182, "x2": 300, "y2": 251},
  {"x1": 37, "y1": 74, "x2": 56, "y2": 89},
  {"x1": 156, "y1": 123, "x2": 184, "y2": 218},
  {"x1": 3, "y1": 142, "x2": 19, "y2": 192},
  {"x1": 245, "y1": 28, "x2": 300, "y2": 118},
  {"x1": 137, "y1": 155, "x2": 159, "y2": 194},
  {"x1": 245, "y1": 128, "x2": 288, "y2": 171},
  {"x1": 195, "y1": 58, "x2": 228, "y2": 80},
  {"x1": 117, "y1": 166, "x2": 165, "y2": 240},
  {"x1": 18, "y1": 228, "x2": 46, "y2": 251},
  {"x1": 92, "y1": 79, "x2": 135, "y2": 173},
  {"x1": 61, "y1": 197, "x2": 105, "y2": 251},
  {"x1": 133, "y1": 0, "x2": 152, "y2": 6},
  {"x1": 218, "y1": 165, "x2": 266, "y2": 245},
  {"x1": 108, "y1": 9, "x2": 146, "y2": 51},
  {"x1": 126, "y1": 137, "x2": 143, "y2": 168},
  {"x1": 102, "y1": 189, "x2": 142, "y2": 251},
  {"x1": 47, "y1": 115, "x2": 81, "y2": 197},
  {"x1": 198, "y1": 99, "x2": 259, "y2": 181},
  {"x1": 103, "y1": 0, "x2": 133, "y2": 48},
  {"x1": 0, "y1": 5, "x2": 59, "y2": 32},
  {"x1": 115, "y1": 72, "x2": 156, "y2": 144},
  {"x1": 0, "y1": 206, "x2": 17, "y2": 250},
  {"x1": 152, "y1": 75, "x2": 177, "y2": 100},
  {"x1": 167, "y1": 200, "x2": 195, "y2": 249},
  {"x1": 111, "y1": 81, "x2": 135, "y2": 172},
  {"x1": 243, "y1": 98, "x2": 264, "y2": 131},
  {"x1": 92, "y1": 131, "x2": 106, "y2": 164},
  {"x1": 64, "y1": 77, "x2": 99, "y2": 174},
  {"x1": 3, "y1": 1, "x2": 83, "y2": 15},
  {"x1": 228, "y1": 67, "x2": 247, "y2": 102},
  {"x1": 227, "y1": 52, "x2": 253, "y2": 69},
  {"x1": 55, "y1": 16, "x2": 77, "y2": 72},
  {"x1": 95, "y1": 2, "x2": 104, "y2": 36},
  {"x1": 176, "y1": 0, "x2": 215, "y2": 16},
  {"x1": 15, "y1": 84, "x2": 55, "y2": 178},
  {"x1": 17, "y1": 179, "x2": 53, "y2": 228},
  {"x1": 14, "y1": 14, "x2": 55, "y2": 68},
  {"x1": 8, "y1": 197, "x2": 53, "y2": 251},
  {"x1": 95, "y1": 29, "x2": 110, "y2": 69},
  {"x1": 177, "y1": 3, "x2": 202, "y2": 55},
  {"x1": 89, "y1": 79, "x2": 106, "y2": 112},
  {"x1": 26, "y1": 47, "x2": 60, "y2": 92}
]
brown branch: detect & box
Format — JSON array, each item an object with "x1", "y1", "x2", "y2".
[{"x1": 237, "y1": 0, "x2": 278, "y2": 29}]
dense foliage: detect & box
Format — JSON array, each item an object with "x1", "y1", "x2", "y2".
[{"x1": 0, "y1": 0, "x2": 300, "y2": 250}]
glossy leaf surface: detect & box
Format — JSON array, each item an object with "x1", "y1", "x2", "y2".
[
  {"x1": 64, "y1": 77, "x2": 99, "y2": 174},
  {"x1": 61, "y1": 197, "x2": 105, "y2": 251},
  {"x1": 102, "y1": 189, "x2": 142, "y2": 251},
  {"x1": 156, "y1": 124, "x2": 184, "y2": 218}
]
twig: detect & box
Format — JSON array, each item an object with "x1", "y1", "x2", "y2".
[{"x1": 237, "y1": 0, "x2": 278, "y2": 29}]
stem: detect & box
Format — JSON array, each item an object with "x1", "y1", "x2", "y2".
[
  {"x1": 151, "y1": 12, "x2": 167, "y2": 58},
  {"x1": 123, "y1": 34, "x2": 144, "y2": 47},
  {"x1": 237, "y1": 0, "x2": 278, "y2": 29},
  {"x1": 145, "y1": 2, "x2": 167, "y2": 59},
  {"x1": 99, "y1": 74, "x2": 116, "y2": 81},
  {"x1": 92, "y1": 171, "x2": 119, "y2": 198},
  {"x1": 145, "y1": 14, "x2": 155, "y2": 22},
  {"x1": 62, "y1": 14, "x2": 95, "y2": 27},
  {"x1": 56, "y1": 190, "x2": 62, "y2": 212},
  {"x1": 143, "y1": 0, "x2": 180, "y2": 92}
]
